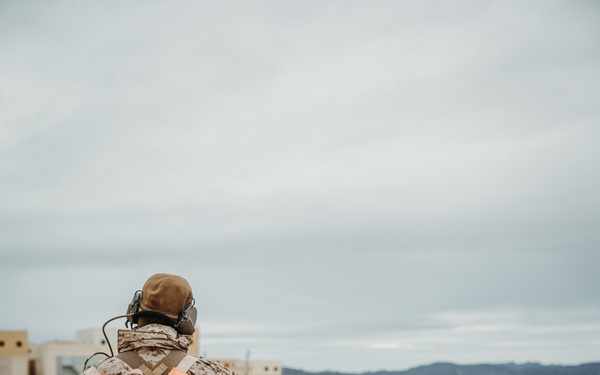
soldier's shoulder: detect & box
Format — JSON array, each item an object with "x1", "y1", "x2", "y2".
[
  {"x1": 189, "y1": 357, "x2": 235, "y2": 375},
  {"x1": 87, "y1": 356, "x2": 131, "y2": 375}
]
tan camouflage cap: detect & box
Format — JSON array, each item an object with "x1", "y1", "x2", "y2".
[{"x1": 138, "y1": 273, "x2": 194, "y2": 323}]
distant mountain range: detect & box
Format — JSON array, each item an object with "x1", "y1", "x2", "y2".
[{"x1": 283, "y1": 362, "x2": 600, "y2": 375}]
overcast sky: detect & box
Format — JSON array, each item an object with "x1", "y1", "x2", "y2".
[{"x1": 1, "y1": 0, "x2": 599, "y2": 372}]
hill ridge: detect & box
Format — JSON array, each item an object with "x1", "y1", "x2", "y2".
[{"x1": 283, "y1": 361, "x2": 600, "y2": 375}]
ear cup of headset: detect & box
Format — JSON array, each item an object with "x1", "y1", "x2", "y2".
[
  {"x1": 126, "y1": 291, "x2": 143, "y2": 327},
  {"x1": 175, "y1": 303, "x2": 197, "y2": 335}
]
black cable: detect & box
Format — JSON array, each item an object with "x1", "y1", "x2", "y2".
[
  {"x1": 82, "y1": 314, "x2": 133, "y2": 373},
  {"x1": 82, "y1": 352, "x2": 110, "y2": 372},
  {"x1": 103, "y1": 314, "x2": 131, "y2": 357}
]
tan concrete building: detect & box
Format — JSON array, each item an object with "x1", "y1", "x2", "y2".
[
  {"x1": 0, "y1": 330, "x2": 31, "y2": 375},
  {"x1": 35, "y1": 341, "x2": 108, "y2": 375}
]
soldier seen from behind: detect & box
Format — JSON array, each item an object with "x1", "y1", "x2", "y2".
[{"x1": 82, "y1": 273, "x2": 234, "y2": 375}]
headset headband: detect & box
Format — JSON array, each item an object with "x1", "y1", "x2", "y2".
[{"x1": 126, "y1": 290, "x2": 196, "y2": 335}]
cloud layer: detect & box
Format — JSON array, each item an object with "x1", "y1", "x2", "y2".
[{"x1": 1, "y1": 0, "x2": 599, "y2": 372}]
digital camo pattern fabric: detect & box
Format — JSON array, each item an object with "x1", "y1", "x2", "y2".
[{"x1": 86, "y1": 324, "x2": 234, "y2": 375}]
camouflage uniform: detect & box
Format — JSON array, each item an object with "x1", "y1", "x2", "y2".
[{"x1": 87, "y1": 324, "x2": 233, "y2": 375}]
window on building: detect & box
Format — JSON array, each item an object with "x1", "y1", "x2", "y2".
[
  {"x1": 58, "y1": 356, "x2": 88, "y2": 375},
  {"x1": 16, "y1": 341, "x2": 23, "y2": 347}
]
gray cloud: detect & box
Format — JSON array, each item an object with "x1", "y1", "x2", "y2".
[{"x1": 1, "y1": 0, "x2": 599, "y2": 372}]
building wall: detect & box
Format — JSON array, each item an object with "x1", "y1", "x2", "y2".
[
  {"x1": 75, "y1": 328, "x2": 118, "y2": 348},
  {"x1": 242, "y1": 361, "x2": 283, "y2": 375},
  {"x1": 0, "y1": 331, "x2": 30, "y2": 375},
  {"x1": 36, "y1": 342, "x2": 108, "y2": 375},
  {"x1": 0, "y1": 357, "x2": 28, "y2": 375},
  {"x1": 0, "y1": 331, "x2": 29, "y2": 357},
  {"x1": 188, "y1": 327, "x2": 200, "y2": 357}
]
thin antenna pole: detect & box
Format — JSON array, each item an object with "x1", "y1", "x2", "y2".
[{"x1": 245, "y1": 350, "x2": 251, "y2": 375}]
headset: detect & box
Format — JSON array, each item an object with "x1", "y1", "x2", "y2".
[
  {"x1": 125, "y1": 290, "x2": 197, "y2": 336},
  {"x1": 82, "y1": 290, "x2": 197, "y2": 373}
]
